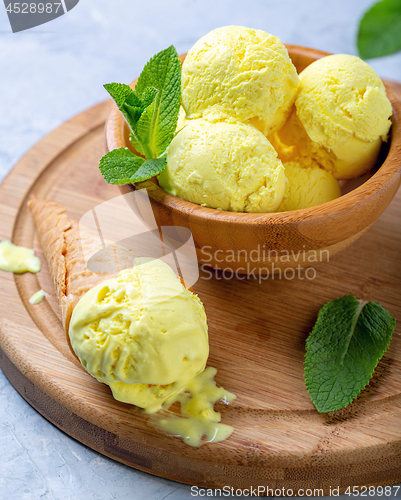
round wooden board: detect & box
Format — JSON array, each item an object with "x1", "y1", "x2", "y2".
[{"x1": 1, "y1": 87, "x2": 401, "y2": 494}]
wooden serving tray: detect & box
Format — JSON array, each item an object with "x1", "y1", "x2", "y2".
[{"x1": 1, "y1": 87, "x2": 401, "y2": 494}]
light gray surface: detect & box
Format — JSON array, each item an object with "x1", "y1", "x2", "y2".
[{"x1": 1, "y1": 1, "x2": 401, "y2": 498}]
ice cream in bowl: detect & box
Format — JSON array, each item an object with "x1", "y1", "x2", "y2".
[{"x1": 105, "y1": 27, "x2": 401, "y2": 275}]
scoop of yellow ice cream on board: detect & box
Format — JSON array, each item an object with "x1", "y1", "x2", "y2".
[
  {"x1": 181, "y1": 25, "x2": 299, "y2": 136},
  {"x1": 159, "y1": 119, "x2": 286, "y2": 213},
  {"x1": 69, "y1": 258, "x2": 209, "y2": 412},
  {"x1": 274, "y1": 54, "x2": 392, "y2": 180}
]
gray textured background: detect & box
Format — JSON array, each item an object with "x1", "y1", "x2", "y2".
[{"x1": 1, "y1": 1, "x2": 401, "y2": 498}]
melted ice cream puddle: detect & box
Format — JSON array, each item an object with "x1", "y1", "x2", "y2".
[
  {"x1": 29, "y1": 289, "x2": 48, "y2": 305},
  {"x1": 0, "y1": 240, "x2": 41, "y2": 274},
  {"x1": 155, "y1": 367, "x2": 236, "y2": 447}
]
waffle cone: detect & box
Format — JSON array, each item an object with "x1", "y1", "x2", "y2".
[{"x1": 28, "y1": 196, "x2": 117, "y2": 333}]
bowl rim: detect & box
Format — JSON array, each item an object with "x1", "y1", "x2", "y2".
[{"x1": 104, "y1": 44, "x2": 401, "y2": 226}]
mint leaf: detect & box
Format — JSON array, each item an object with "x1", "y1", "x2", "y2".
[
  {"x1": 134, "y1": 46, "x2": 181, "y2": 157},
  {"x1": 123, "y1": 105, "x2": 143, "y2": 125},
  {"x1": 99, "y1": 148, "x2": 145, "y2": 185},
  {"x1": 105, "y1": 83, "x2": 141, "y2": 135},
  {"x1": 129, "y1": 89, "x2": 161, "y2": 159},
  {"x1": 357, "y1": 0, "x2": 401, "y2": 59},
  {"x1": 135, "y1": 97, "x2": 159, "y2": 155},
  {"x1": 100, "y1": 46, "x2": 180, "y2": 185},
  {"x1": 129, "y1": 157, "x2": 167, "y2": 183},
  {"x1": 305, "y1": 295, "x2": 395, "y2": 413},
  {"x1": 104, "y1": 83, "x2": 133, "y2": 108},
  {"x1": 135, "y1": 46, "x2": 179, "y2": 96},
  {"x1": 125, "y1": 91, "x2": 143, "y2": 108},
  {"x1": 99, "y1": 148, "x2": 166, "y2": 184},
  {"x1": 123, "y1": 87, "x2": 158, "y2": 126},
  {"x1": 105, "y1": 47, "x2": 180, "y2": 159}
]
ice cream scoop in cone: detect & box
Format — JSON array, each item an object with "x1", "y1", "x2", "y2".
[{"x1": 28, "y1": 196, "x2": 209, "y2": 412}]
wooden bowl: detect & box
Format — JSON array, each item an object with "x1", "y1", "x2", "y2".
[{"x1": 105, "y1": 45, "x2": 401, "y2": 275}]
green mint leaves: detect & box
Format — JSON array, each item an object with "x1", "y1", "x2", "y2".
[
  {"x1": 357, "y1": 0, "x2": 401, "y2": 59},
  {"x1": 99, "y1": 148, "x2": 167, "y2": 185},
  {"x1": 305, "y1": 295, "x2": 395, "y2": 413},
  {"x1": 100, "y1": 46, "x2": 181, "y2": 185}
]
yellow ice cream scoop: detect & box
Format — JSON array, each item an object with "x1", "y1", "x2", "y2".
[
  {"x1": 274, "y1": 54, "x2": 392, "y2": 179},
  {"x1": 158, "y1": 119, "x2": 286, "y2": 213},
  {"x1": 181, "y1": 25, "x2": 299, "y2": 136},
  {"x1": 278, "y1": 159, "x2": 341, "y2": 212},
  {"x1": 69, "y1": 258, "x2": 209, "y2": 413}
]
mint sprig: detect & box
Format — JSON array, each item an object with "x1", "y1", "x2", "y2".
[
  {"x1": 305, "y1": 295, "x2": 395, "y2": 413},
  {"x1": 357, "y1": 0, "x2": 401, "y2": 59},
  {"x1": 100, "y1": 46, "x2": 181, "y2": 185},
  {"x1": 99, "y1": 149, "x2": 167, "y2": 184}
]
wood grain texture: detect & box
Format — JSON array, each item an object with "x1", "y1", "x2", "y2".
[
  {"x1": 105, "y1": 47, "x2": 401, "y2": 274},
  {"x1": 1, "y1": 83, "x2": 401, "y2": 495}
]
